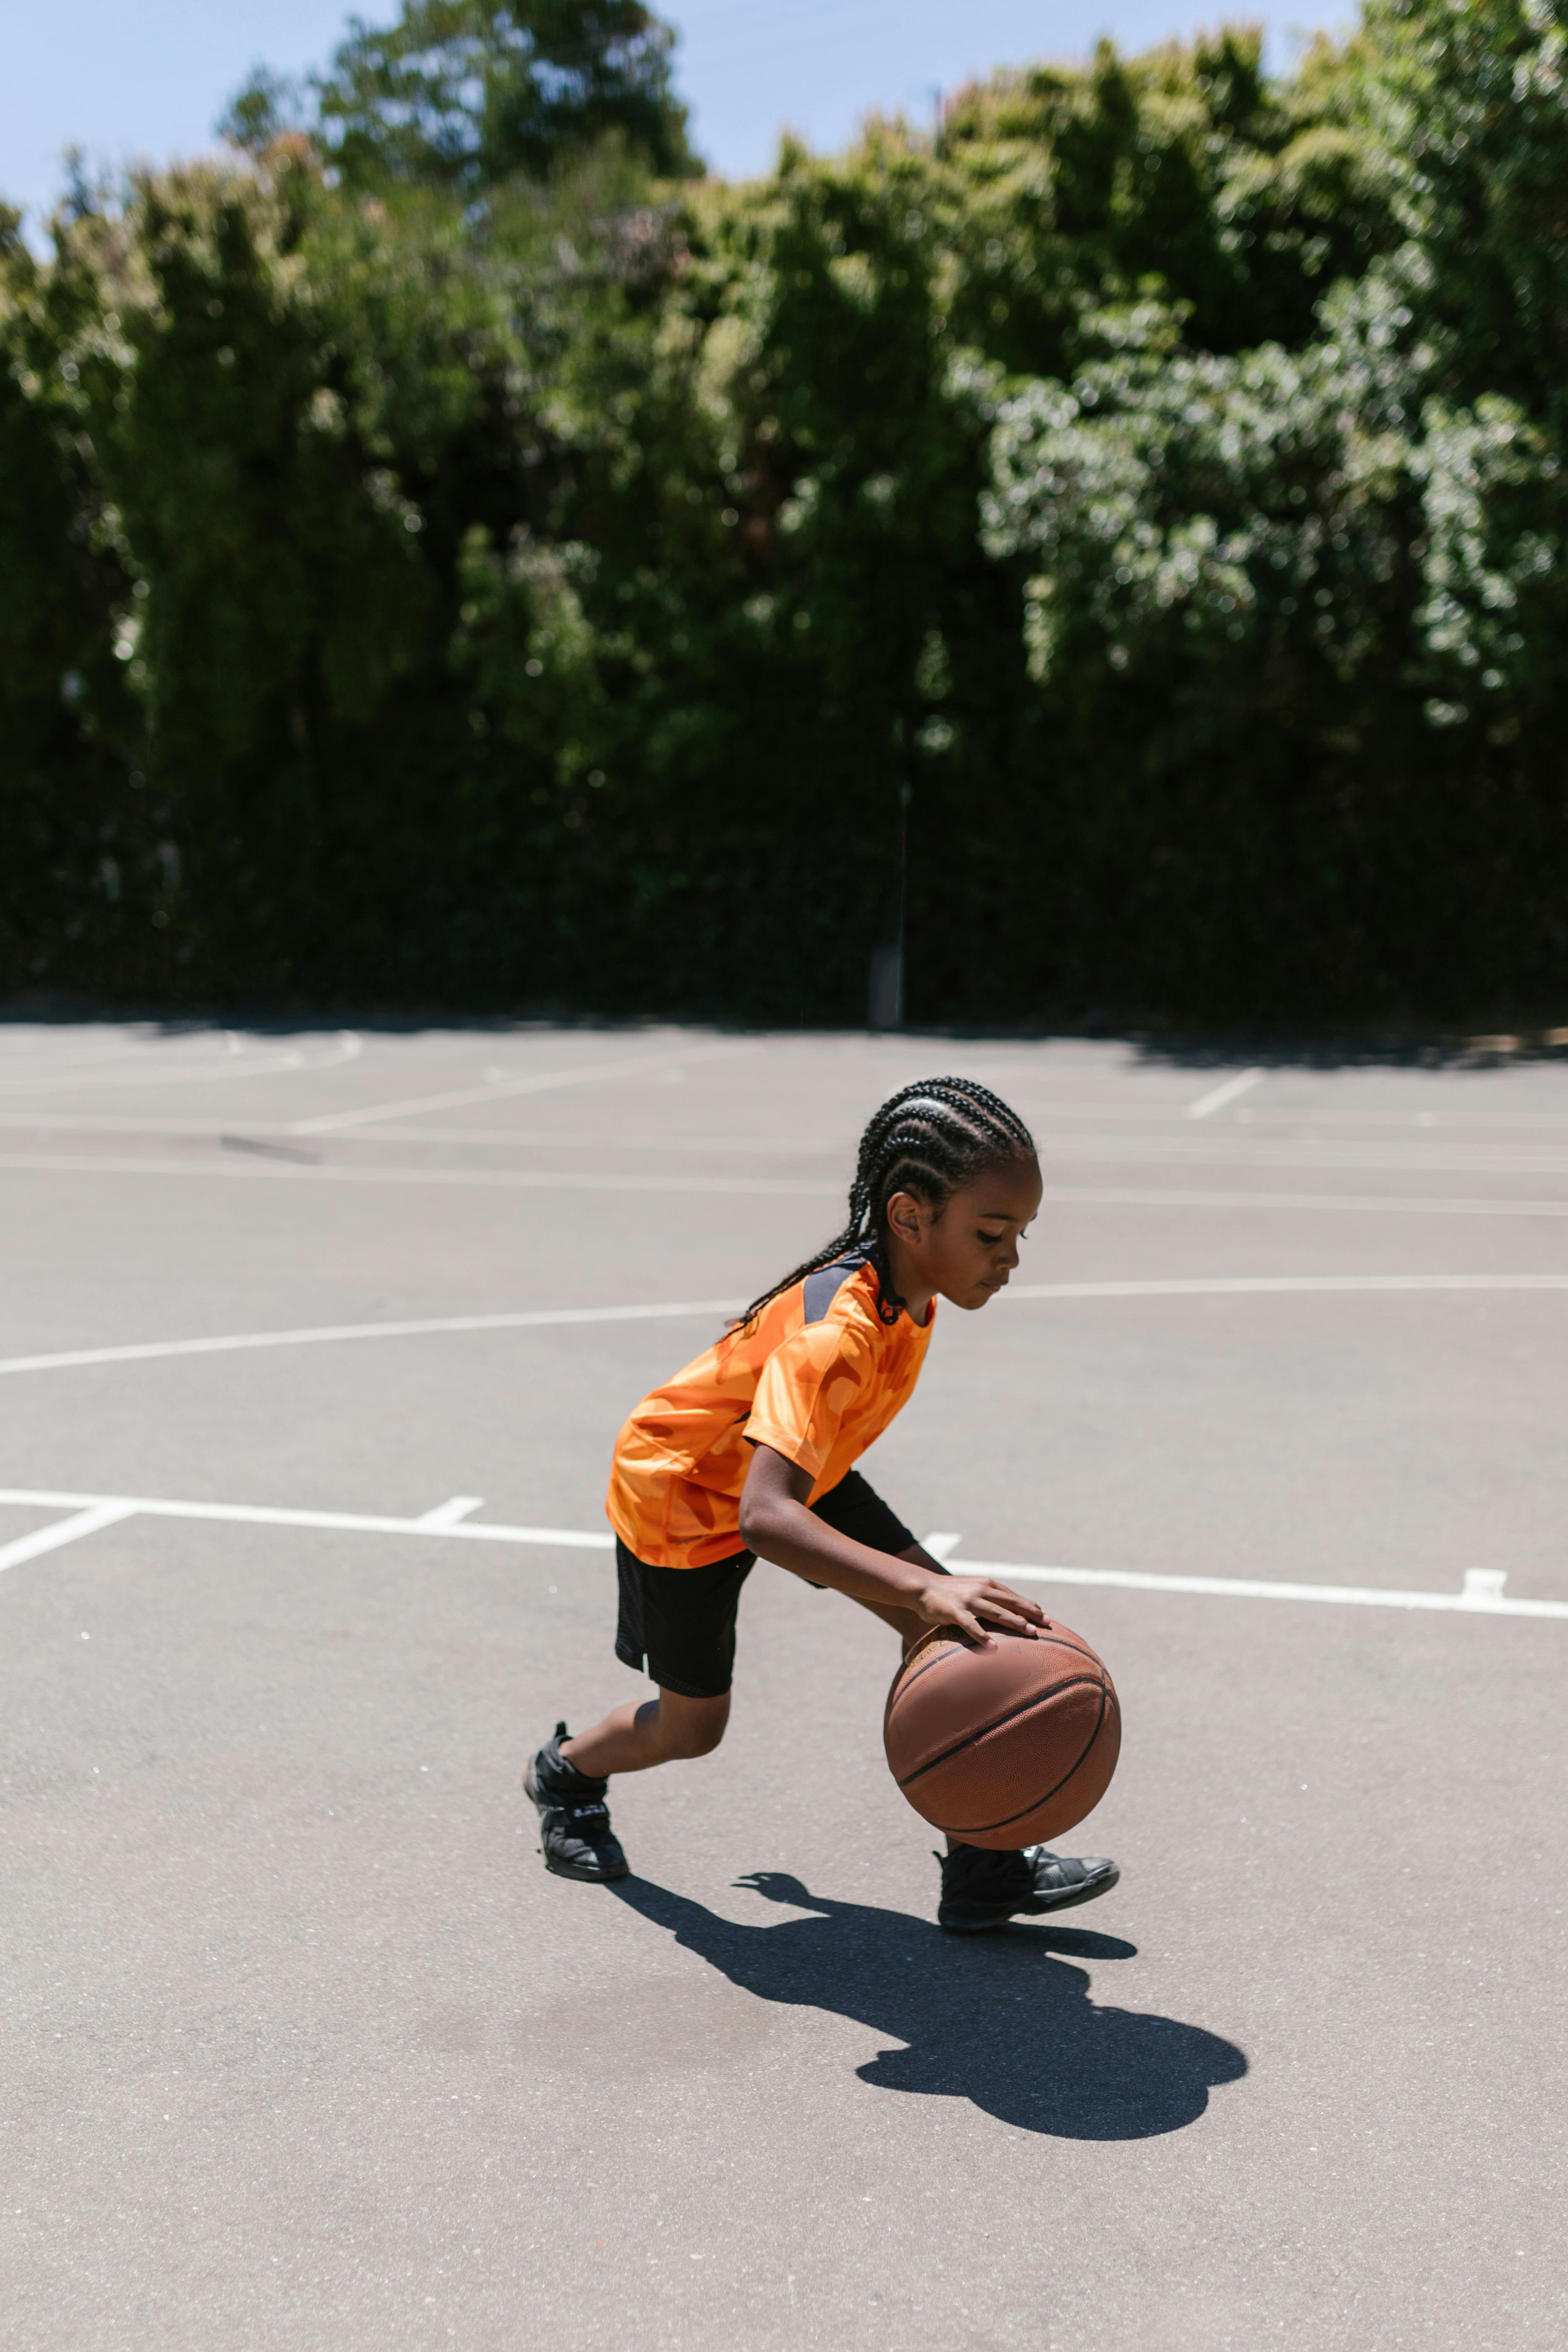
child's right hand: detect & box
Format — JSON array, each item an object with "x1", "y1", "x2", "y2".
[{"x1": 915, "y1": 1573, "x2": 1047, "y2": 1647}]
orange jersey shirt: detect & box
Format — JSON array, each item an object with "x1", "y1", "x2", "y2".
[{"x1": 606, "y1": 1254, "x2": 935, "y2": 1568}]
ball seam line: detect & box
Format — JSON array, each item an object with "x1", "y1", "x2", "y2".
[{"x1": 892, "y1": 1673, "x2": 1107, "y2": 1791}]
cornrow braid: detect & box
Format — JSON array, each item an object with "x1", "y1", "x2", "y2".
[{"x1": 738, "y1": 1076, "x2": 1037, "y2": 1330}]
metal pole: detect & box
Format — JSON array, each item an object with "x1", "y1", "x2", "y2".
[{"x1": 894, "y1": 780, "x2": 910, "y2": 1025}]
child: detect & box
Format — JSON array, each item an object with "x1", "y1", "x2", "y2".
[{"x1": 526, "y1": 1076, "x2": 1120, "y2": 1933}]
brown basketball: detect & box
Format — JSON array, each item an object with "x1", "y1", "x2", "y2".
[{"x1": 883, "y1": 1619, "x2": 1121, "y2": 1849}]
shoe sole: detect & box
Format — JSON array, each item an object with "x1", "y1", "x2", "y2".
[
  {"x1": 938, "y1": 1862, "x2": 1120, "y2": 1934},
  {"x1": 541, "y1": 1852, "x2": 630, "y2": 1883},
  {"x1": 523, "y1": 1758, "x2": 629, "y2": 1883}
]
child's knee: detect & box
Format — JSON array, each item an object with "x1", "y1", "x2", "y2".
[{"x1": 659, "y1": 1700, "x2": 729, "y2": 1759}]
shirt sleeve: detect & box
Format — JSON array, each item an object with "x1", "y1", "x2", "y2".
[{"x1": 743, "y1": 1317, "x2": 877, "y2": 1483}]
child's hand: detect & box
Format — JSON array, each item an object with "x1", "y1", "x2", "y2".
[
  {"x1": 915, "y1": 1574, "x2": 1047, "y2": 1647},
  {"x1": 734, "y1": 1871, "x2": 815, "y2": 1907}
]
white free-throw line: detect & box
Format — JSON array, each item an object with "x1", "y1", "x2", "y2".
[
  {"x1": 290, "y1": 1040, "x2": 759, "y2": 1132},
  {"x1": 0, "y1": 1297, "x2": 741, "y2": 1378},
  {"x1": 0, "y1": 1500, "x2": 138, "y2": 1574},
  {"x1": 413, "y1": 1495, "x2": 485, "y2": 1528},
  {"x1": 0, "y1": 1485, "x2": 1562, "y2": 1620},
  {"x1": 1, "y1": 1274, "x2": 1565, "y2": 1381},
  {"x1": 1186, "y1": 1069, "x2": 1265, "y2": 1121},
  {"x1": 955, "y1": 1558, "x2": 1568, "y2": 1620}
]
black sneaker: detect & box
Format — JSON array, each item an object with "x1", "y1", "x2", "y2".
[
  {"x1": 524, "y1": 1723, "x2": 629, "y2": 1883},
  {"x1": 937, "y1": 1843, "x2": 1119, "y2": 1934}
]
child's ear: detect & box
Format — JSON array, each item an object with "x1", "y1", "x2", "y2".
[{"x1": 885, "y1": 1188, "x2": 929, "y2": 1246}]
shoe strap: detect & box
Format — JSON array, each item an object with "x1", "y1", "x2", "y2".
[{"x1": 541, "y1": 1796, "x2": 612, "y2": 1838}]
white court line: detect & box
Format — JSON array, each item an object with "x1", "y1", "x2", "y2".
[
  {"x1": 0, "y1": 1486, "x2": 611, "y2": 1552},
  {"x1": 0, "y1": 1484, "x2": 1562, "y2": 1620},
  {"x1": 0, "y1": 1153, "x2": 840, "y2": 1198},
  {"x1": 0, "y1": 1500, "x2": 138, "y2": 1574},
  {"x1": 1186, "y1": 1069, "x2": 1265, "y2": 1120},
  {"x1": 0, "y1": 1297, "x2": 741, "y2": 1377},
  {"x1": 0, "y1": 1051, "x2": 307, "y2": 1099},
  {"x1": 0, "y1": 1033, "x2": 360, "y2": 1104},
  {"x1": 8, "y1": 1155, "x2": 1568, "y2": 1220},
  {"x1": 290, "y1": 1040, "x2": 758, "y2": 1132},
  {"x1": 2, "y1": 1275, "x2": 1565, "y2": 1381},
  {"x1": 954, "y1": 1558, "x2": 1568, "y2": 1620},
  {"x1": 17, "y1": 1110, "x2": 1568, "y2": 1181},
  {"x1": 0, "y1": 1112, "x2": 848, "y2": 1155},
  {"x1": 22, "y1": 1089, "x2": 1566, "y2": 1144},
  {"x1": 414, "y1": 1495, "x2": 485, "y2": 1528}
]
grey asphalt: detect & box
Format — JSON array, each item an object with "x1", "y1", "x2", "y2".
[{"x1": 2, "y1": 1021, "x2": 1565, "y2": 2351}]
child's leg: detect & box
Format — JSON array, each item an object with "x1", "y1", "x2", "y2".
[
  {"x1": 525, "y1": 1545, "x2": 746, "y2": 1881},
  {"x1": 563, "y1": 1688, "x2": 729, "y2": 1777}
]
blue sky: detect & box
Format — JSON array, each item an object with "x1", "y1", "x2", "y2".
[{"x1": 3, "y1": 0, "x2": 1353, "y2": 229}]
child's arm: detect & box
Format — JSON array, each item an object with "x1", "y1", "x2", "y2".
[{"x1": 738, "y1": 1444, "x2": 1046, "y2": 1647}]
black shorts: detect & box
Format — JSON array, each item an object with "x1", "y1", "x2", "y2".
[{"x1": 613, "y1": 1468, "x2": 917, "y2": 1699}]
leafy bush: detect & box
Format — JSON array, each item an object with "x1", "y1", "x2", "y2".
[{"x1": 3, "y1": 0, "x2": 1566, "y2": 1024}]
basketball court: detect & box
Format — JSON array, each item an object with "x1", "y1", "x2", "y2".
[{"x1": 3, "y1": 1018, "x2": 1565, "y2": 2349}]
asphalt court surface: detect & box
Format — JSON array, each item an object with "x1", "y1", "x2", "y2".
[{"x1": 3, "y1": 1020, "x2": 1566, "y2": 2349}]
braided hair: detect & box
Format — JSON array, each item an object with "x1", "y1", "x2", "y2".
[{"x1": 738, "y1": 1076, "x2": 1037, "y2": 1330}]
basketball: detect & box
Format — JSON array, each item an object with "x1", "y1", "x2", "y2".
[{"x1": 883, "y1": 1619, "x2": 1121, "y2": 1849}]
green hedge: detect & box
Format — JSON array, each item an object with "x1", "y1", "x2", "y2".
[{"x1": 3, "y1": 1, "x2": 1567, "y2": 1027}]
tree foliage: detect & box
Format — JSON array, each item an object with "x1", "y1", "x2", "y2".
[
  {"x1": 4, "y1": 1, "x2": 1568, "y2": 1024},
  {"x1": 227, "y1": 1, "x2": 697, "y2": 189}
]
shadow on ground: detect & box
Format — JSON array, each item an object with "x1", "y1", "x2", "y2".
[{"x1": 609, "y1": 1871, "x2": 1246, "y2": 2140}]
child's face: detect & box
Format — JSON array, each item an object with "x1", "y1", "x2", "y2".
[{"x1": 885, "y1": 1155, "x2": 1044, "y2": 1313}]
